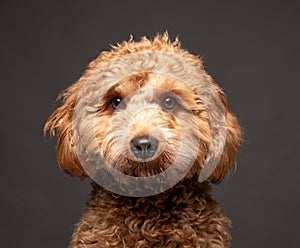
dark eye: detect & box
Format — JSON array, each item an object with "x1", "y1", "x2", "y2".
[
  {"x1": 162, "y1": 96, "x2": 177, "y2": 110},
  {"x1": 110, "y1": 97, "x2": 122, "y2": 109}
]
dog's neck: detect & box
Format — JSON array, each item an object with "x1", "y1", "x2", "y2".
[
  {"x1": 71, "y1": 178, "x2": 230, "y2": 247},
  {"x1": 88, "y1": 178, "x2": 214, "y2": 210}
]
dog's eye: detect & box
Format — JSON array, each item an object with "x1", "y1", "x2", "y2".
[
  {"x1": 162, "y1": 96, "x2": 177, "y2": 110},
  {"x1": 110, "y1": 97, "x2": 122, "y2": 109}
]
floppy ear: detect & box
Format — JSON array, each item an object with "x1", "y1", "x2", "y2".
[
  {"x1": 44, "y1": 83, "x2": 87, "y2": 179},
  {"x1": 209, "y1": 85, "x2": 242, "y2": 184}
]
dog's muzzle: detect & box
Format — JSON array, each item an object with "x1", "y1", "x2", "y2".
[{"x1": 130, "y1": 136, "x2": 159, "y2": 160}]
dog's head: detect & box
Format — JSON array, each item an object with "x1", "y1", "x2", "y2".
[{"x1": 44, "y1": 34, "x2": 242, "y2": 192}]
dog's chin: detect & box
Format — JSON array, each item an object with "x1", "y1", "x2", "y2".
[{"x1": 108, "y1": 154, "x2": 174, "y2": 177}]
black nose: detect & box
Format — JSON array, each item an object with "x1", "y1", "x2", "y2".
[{"x1": 130, "y1": 136, "x2": 159, "y2": 160}]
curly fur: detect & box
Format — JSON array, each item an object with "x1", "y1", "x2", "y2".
[
  {"x1": 70, "y1": 179, "x2": 231, "y2": 248},
  {"x1": 44, "y1": 33, "x2": 242, "y2": 247}
]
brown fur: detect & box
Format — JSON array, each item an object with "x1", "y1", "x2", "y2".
[{"x1": 45, "y1": 33, "x2": 242, "y2": 247}]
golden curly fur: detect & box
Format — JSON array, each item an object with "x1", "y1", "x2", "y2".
[{"x1": 44, "y1": 33, "x2": 242, "y2": 247}]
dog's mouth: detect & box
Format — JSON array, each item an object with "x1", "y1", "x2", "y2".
[{"x1": 109, "y1": 150, "x2": 175, "y2": 177}]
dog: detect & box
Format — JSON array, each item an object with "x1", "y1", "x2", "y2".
[{"x1": 45, "y1": 33, "x2": 242, "y2": 247}]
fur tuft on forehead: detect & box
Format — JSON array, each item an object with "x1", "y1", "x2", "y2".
[{"x1": 89, "y1": 32, "x2": 204, "y2": 70}]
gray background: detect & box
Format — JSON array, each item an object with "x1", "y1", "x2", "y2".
[{"x1": 1, "y1": 0, "x2": 299, "y2": 247}]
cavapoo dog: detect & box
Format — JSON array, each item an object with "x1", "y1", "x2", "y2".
[{"x1": 45, "y1": 33, "x2": 242, "y2": 248}]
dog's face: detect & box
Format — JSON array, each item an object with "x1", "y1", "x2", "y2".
[
  {"x1": 45, "y1": 34, "x2": 242, "y2": 193},
  {"x1": 94, "y1": 73, "x2": 210, "y2": 178}
]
